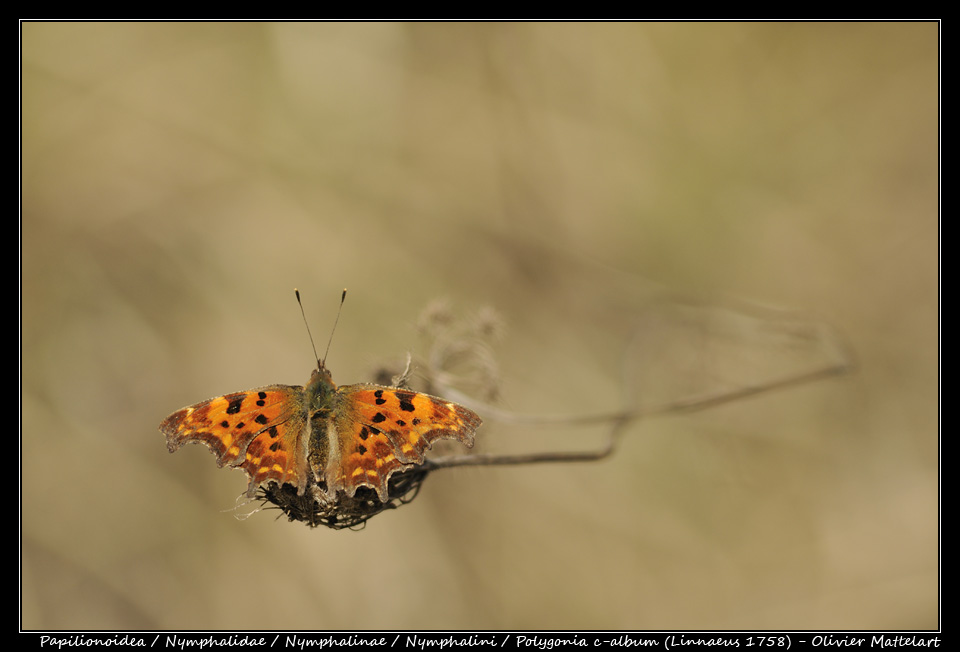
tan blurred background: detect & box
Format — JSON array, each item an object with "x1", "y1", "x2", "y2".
[{"x1": 21, "y1": 22, "x2": 937, "y2": 630}]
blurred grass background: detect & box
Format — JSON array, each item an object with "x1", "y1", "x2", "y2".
[{"x1": 21, "y1": 22, "x2": 937, "y2": 629}]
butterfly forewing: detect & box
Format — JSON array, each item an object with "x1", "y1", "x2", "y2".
[
  {"x1": 160, "y1": 385, "x2": 312, "y2": 496},
  {"x1": 346, "y1": 385, "x2": 479, "y2": 458}
]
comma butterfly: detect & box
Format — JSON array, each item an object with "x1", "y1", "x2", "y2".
[
  {"x1": 161, "y1": 362, "x2": 481, "y2": 503},
  {"x1": 160, "y1": 297, "x2": 482, "y2": 512}
]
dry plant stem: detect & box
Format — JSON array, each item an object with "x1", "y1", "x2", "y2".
[
  {"x1": 428, "y1": 333, "x2": 852, "y2": 471},
  {"x1": 426, "y1": 418, "x2": 631, "y2": 469}
]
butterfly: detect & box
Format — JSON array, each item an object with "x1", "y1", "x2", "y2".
[{"x1": 160, "y1": 360, "x2": 482, "y2": 503}]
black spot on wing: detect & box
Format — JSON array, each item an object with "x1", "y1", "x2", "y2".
[
  {"x1": 396, "y1": 390, "x2": 417, "y2": 412},
  {"x1": 226, "y1": 396, "x2": 244, "y2": 414}
]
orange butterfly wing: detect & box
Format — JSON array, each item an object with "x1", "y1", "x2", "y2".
[
  {"x1": 161, "y1": 371, "x2": 482, "y2": 505},
  {"x1": 327, "y1": 385, "x2": 482, "y2": 501},
  {"x1": 160, "y1": 386, "x2": 313, "y2": 496}
]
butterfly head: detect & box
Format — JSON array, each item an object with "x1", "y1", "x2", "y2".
[{"x1": 308, "y1": 360, "x2": 337, "y2": 392}]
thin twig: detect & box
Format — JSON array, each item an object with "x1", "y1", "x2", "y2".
[{"x1": 427, "y1": 319, "x2": 853, "y2": 471}]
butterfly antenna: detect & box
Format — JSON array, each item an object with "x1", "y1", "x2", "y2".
[
  {"x1": 294, "y1": 289, "x2": 321, "y2": 369},
  {"x1": 322, "y1": 289, "x2": 347, "y2": 366}
]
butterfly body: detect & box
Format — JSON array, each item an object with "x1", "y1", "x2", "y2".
[{"x1": 161, "y1": 363, "x2": 481, "y2": 502}]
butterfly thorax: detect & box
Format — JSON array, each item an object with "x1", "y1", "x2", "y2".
[{"x1": 304, "y1": 366, "x2": 339, "y2": 416}]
